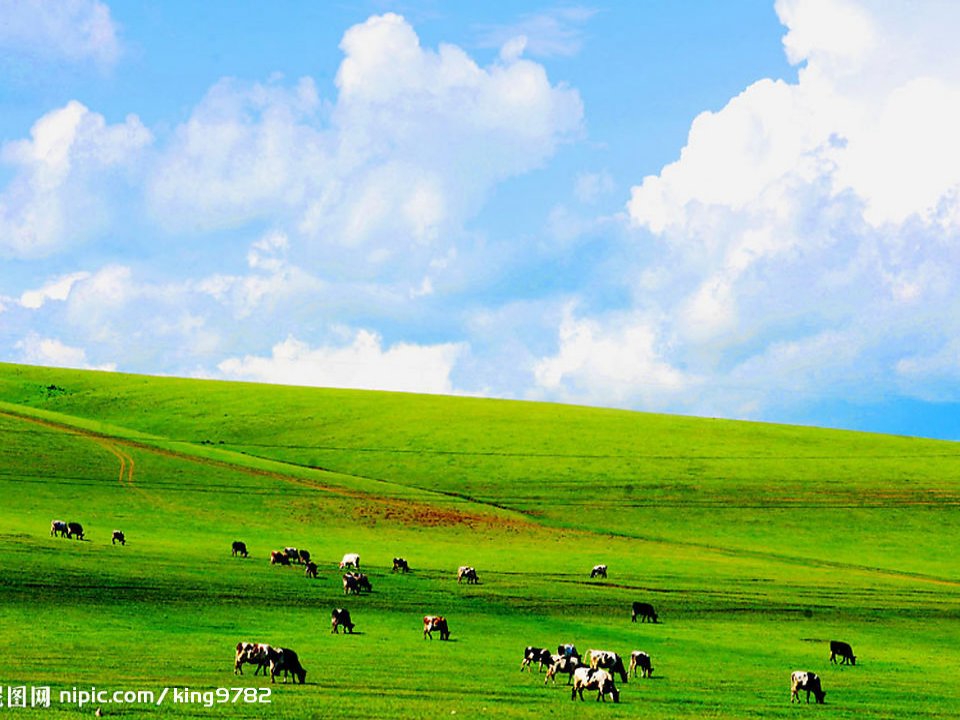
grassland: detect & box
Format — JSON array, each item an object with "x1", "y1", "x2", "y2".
[{"x1": 0, "y1": 361, "x2": 957, "y2": 718}]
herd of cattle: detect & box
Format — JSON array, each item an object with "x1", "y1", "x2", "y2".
[{"x1": 51, "y1": 521, "x2": 858, "y2": 705}]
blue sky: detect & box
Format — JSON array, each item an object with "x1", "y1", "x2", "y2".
[{"x1": 2, "y1": 1, "x2": 960, "y2": 440}]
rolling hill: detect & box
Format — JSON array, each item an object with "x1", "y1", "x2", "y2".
[{"x1": 0, "y1": 361, "x2": 957, "y2": 718}]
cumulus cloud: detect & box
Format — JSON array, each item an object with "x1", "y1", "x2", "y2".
[
  {"x1": 19, "y1": 271, "x2": 91, "y2": 309},
  {"x1": 528, "y1": 0, "x2": 960, "y2": 418},
  {"x1": 0, "y1": 0, "x2": 121, "y2": 66},
  {"x1": 149, "y1": 13, "x2": 583, "y2": 272},
  {"x1": 218, "y1": 331, "x2": 466, "y2": 395},
  {"x1": 0, "y1": 101, "x2": 151, "y2": 258},
  {"x1": 14, "y1": 333, "x2": 115, "y2": 371}
]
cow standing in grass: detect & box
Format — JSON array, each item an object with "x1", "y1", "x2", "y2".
[
  {"x1": 520, "y1": 647, "x2": 553, "y2": 673},
  {"x1": 457, "y1": 566, "x2": 479, "y2": 584},
  {"x1": 392, "y1": 557, "x2": 410, "y2": 573},
  {"x1": 266, "y1": 647, "x2": 307, "y2": 684},
  {"x1": 340, "y1": 553, "x2": 360, "y2": 570},
  {"x1": 270, "y1": 551, "x2": 290, "y2": 566},
  {"x1": 66, "y1": 522, "x2": 84, "y2": 540},
  {"x1": 545, "y1": 653, "x2": 581, "y2": 685},
  {"x1": 571, "y1": 668, "x2": 620, "y2": 703},
  {"x1": 50, "y1": 520, "x2": 67, "y2": 537},
  {"x1": 111, "y1": 530, "x2": 125, "y2": 545},
  {"x1": 830, "y1": 640, "x2": 856, "y2": 666},
  {"x1": 235, "y1": 642, "x2": 270, "y2": 676},
  {"x1": 629, "y1": 651, "x2": 654, "y2": 678},
  {"x1": 790, "y1": 671, "x2": 826, "y2": 704},
  {"x1": 589, "y1": 650, "x2": 628, "y2": 684},
  {"x1": 423, "y1": 615, "x2": 450, "y2": 641},
  {"x1": 590, "y1": 564, "x2": 607, "y2": 579},
  {"x1": 631, "y1": 601, "x2": 659, "y2": 623},
  {"x1": 331, "y1": 608, "x2": 355, "y2": 634},
  {"x1": 305, "y1": 561, "x2": 318, "y2": 579},
  {"x1": 231, "y1": 541, "x2": 248, "y2": 558}
]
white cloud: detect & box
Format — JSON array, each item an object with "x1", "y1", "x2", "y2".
[
  {"x1": 475, "y1": 7, "x2": 597, "y2": 58},
  {"x1": 0, "y1": 101, "x2": 151, "y2": 259},
  {"x1": 14, "y1": 333, "x2": 115, "y2": 371},
  {"x1": 218, "y1": 331, "x2": 465, "y2": 395},
  {"x1": 149, "y1": 13, "x2": 582, "y2": 271},
  {"x1": 0, "y1": 0, "x2": 121, "y2": 66},
  {"x1": 533, "y1": 305, "x2": 694, "y2": 408},
  {"x1": 19, "y1": 272, "x2": 91, "y2": 309}
]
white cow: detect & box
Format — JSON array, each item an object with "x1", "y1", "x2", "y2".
[
  {"x1": 790, "y1": 671, "x2": 826, "y2": 704},
  {"x1": 589, "y1": 650, "x2": 628, "y2": 683},
  {"x1": 339, "y1": 553, "x2": 360, "y2": 570}
]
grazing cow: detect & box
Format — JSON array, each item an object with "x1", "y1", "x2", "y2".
[
  {"x1": 589, "y1": 650, "x2": 629, "y2": 684},
  {"x1": 66, "y1": 522, "x2": 84, "y2": 540},
  {"x1": 423, "y1": 615, "x2": 450, "y2": 641},
  {"x1": 304, "y1": 561, "x2": 318, "y2": 579},
  {"x1": 231, "y1": 541, "x2": 248, "y2": 558},
  {"x1": 571, "y1": 668, "x2": 620, "y2": 703},
  {"x1": 631, "y1": 601, "x2": 659, "y2": 623},
  {"x1": 284, "y1": 547, "x2": 301, "y2": 564},
  {"x1": 234, "y1": 642, "x2": 271, "y2": 676},
  {"x1": 558, "y1": 643, "x2": 580, "y2": 660},
  {"x1": 342, "y1": 572, "x2": 372, "y2": 595},
  {"x1": 545, "y1": 653, "x2": 581, "y2": 685},
  {"x1": 392, "y1": 557, "x2": 410, "y2": 573},
  {"x1": 51, "y1": 520, "x2": 68, "y2": 537},
  {"x1": 830, "y1": 640, "x2": 856, "y2": 666},
  {"x1": 266, "y1": 646, "x2": 307, "y2": 684},
  {"x1": 339, "y1": 553, "x2": 360, "y2": 570},
  {"x1": 270, "y1": 551, "x2": 291, "y2": 566},
  {"x1": 590, "y1": 564, "x2": 607, "y2": 579},
  {"x1": 790, "y1": 671, "x2": 826, "y2": 704},
  {"x1": 520, "y1": 647, "x2": 554, "y2": 673},
  {"x1": 111, "y1": 530, "x2": 125, "y2": 546},
  {"x1": 457, "y1": 566, "x2": 479, "y2": 584},
  {"x1": 629, "y1": 651, "x2": 654, "y2": 678},
  {"x1": 331, "y1": 608, "x2": 355, "y2": 634}
]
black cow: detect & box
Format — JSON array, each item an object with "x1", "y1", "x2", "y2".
[
  {"x1": 50, "y1": 520, "x2": 68, "y2": 537},
  {"x1": 520, "y1": 647, "x2": 553, "y2": 673},
  {"x1": 331, "y1": 608, "x2": 354, "y2": 634},
  {"x1": 231, "y1": 541, "x2": 248, "y2": 558},
  {"x1": 392, "y1": 557, "x2": 410, "y2": 573},
  {"x1": 631, "y1": 601, "x2": 659, "y2": 623},
  {"x1": 829, "y1": 640, "x2": 856, "y2": 666},
  {"x1": 66, "y1": 522, "x2": 84, "y2": 540},
  {"x1": 298, "y1": 549, "x2": 311, "y2": 564},
  {"x1": 790, "y1": 671, "x2": 826, "y2": 704},
  {"x1": 266, "y1": 647, "x2": 307, "y2": 684},
  {"x1": 343, "y1": 572, "x2": 372, "y2": 595},
  {"x1": 304, "y1": 561, "x2": 318, "y2": 579},
  {"x1": 270, "y1": 551, "x2": 291, "y2": 566},
  {"x1": 111, "y1": 530, "x2": 125, "y2": 545}
]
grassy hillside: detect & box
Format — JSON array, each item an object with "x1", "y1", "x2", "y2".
[{"x1": 0, "y1": 362, "x2": 957, "y2": 718}]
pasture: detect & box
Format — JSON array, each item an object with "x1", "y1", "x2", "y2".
[{"x1": 0, "y1": 362, "x2": 958, "y2": 718}]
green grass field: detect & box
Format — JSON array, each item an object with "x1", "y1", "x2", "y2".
[{"x1": 0, "y1": 362, "x2": 957, "y2": 718}]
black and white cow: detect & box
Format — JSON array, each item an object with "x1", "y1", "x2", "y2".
[
  {"x1": 629, "y1": 651, "x2": 654, "y2": 678},
  {"x1": 111, "y1": 530, "x2": 125, "y2": 546},
  {"x1": 342, "y1": 572, "x2": 372, "y2": 595},
  {"x1": 50, "y1": 520, "x2": 68, "y2": 537},
  {"x1": 423, "y1": 615, "x2": 450, "y2": 641},
  {"x1": 266, "y1": 646, "x2": 307, "y2": 684},
  {"x1": 231, "y1": 541, "x2": 248, "y2": 558},
  {"x1": 283, "y1": 547, "x2": 301, "y2": 564},
  {"x1": 304, "y1": 561, "x2": 318, "y2": 578},
  {"x1": 331, "y1": 608, "x2": 354, "y2": 634},
  {"x1": 234, "y1": 642, "x2": 271, "y2": 676},
  {"x1": 830, "y1": 640, "x2": 856, "y2": 666},
  {"x1": 557, "y1": 643, "x2": 580, "y2": 661},
  {"x1": 520, "y1": 647, "x2": 554, "y2": 673},
  {"x1": 545, "y1": 653, "x2": 581, "y2": 685},
  {"x1": 790, "y1": 671, "x2": 826, "y2": 704},
  {"x1": 392, "y1": 557, "x2": 410, "y2": 573},
  {"x1": 571, "y1": 668, "x2": 620, "y2": 703},
  {"x1": 631, "y1": 601, "x2": 659, "y2": 623},
  {"x1": 589, "y1": 650, "x2": 628, "y2": 683},
  {"x1": 590, "y1": 564, "x2": 607, "y2": 579},
  {"x1": 270, "y1": 550, "x2": 291, "y2": 566},
  {"x1": 457, "y1": 566, "x2": 479, "y2": 584},
  {"x1": 66, "y1": 522, "x2": 84, "y2": 540}
]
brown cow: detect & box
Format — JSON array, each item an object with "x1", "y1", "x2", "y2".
[{"x1": 423, "y1": 615, "x2": 450, "y2": 640}]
